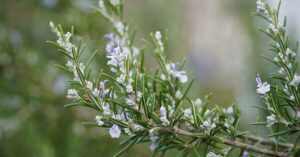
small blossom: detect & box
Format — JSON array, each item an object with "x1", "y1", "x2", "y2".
[
  {"x1": 295, "y1": 110, "x2": 300, "y2": 119},
  {"x1": 160, "y1": 106, "x2": 167, "y2": 117},
  {"x1": 109, "y1": 124, "x2": 121, "y2": 138},
  {"x1": 175, "y1": 90, "x2": 183, "y2": 99},
  {"x1": 86, "y1": 81, "x2": 93, "y2": 90},
  {"x1": 266, "y1": 114, "x2": 277, "y2": 127},
  {"x1": 225, "y1": 106, "x2": 233, "y2": 115},
  {"x1": 159, "y1": 107, "x2": 170, "y2": 126},
  {"x1": 67, "y1": 89, "x2": 79, "y2": 99},
  {"x1": 290, "y1": 95, "x2": 295, "y2": 101},
  {"x1": 201, "y1": 118, "x2": 216, "y2": 131},
  {"x1": 290, "y1": 74, "x2": 300, "y2": 87},
  {"x1": 242, "y1": 151, "x2": 248, "y2": 157},
  {"x1": 150, "y1": 143, "x2": 157, "y2": 151},
  {"x1": 267, "y1": 23, "x2": 279, "y2": 34},
  {"x1": 155, "y1": 31, "x2": 164, "y2": 51},
  {"x1": 103, "y1": 104, "x2": 112, "y2": 116},
  {"x1": 132, "y1": 124, "x2": 144, "y2": 131},
  {"x1": 160, "y1": 117, "x2": 170, "y2": 126},
  {"x1": 126, "y1": 84, "x2": 133, "y2": 93},
  {"x1": 256, "y1": 74, "x2": 270, "y2": 94},
  {"x1": 184, "y1": 109, "x2": 193, "y2": 121},
  {"x1": 194, "y1": 98, "x2": 202, "y2": 107},
  {"x1": 125, "y1": 98, "x2": 135, "y2": 106},
  {"x1": 124, "y1": 128, "x2": 134, "y2": 136},
  {"x1": 98, "y1": 0, "x2": 106, "y2": 10},
  {"x1": 92, "y1": 88, "x2": 100, "y2": 97},
  {"x1": 95, "y1": 115, "x2": 105, "y2": 126},
  {"x1": 256, "y1": 0, "x2": 265, "y2": 12},
  {"x1": 160, "y1": 74, "x2": 166, "y2": 80},
  {"x1": 278, "y1": 67, "x2": 285, "y2": 75}
]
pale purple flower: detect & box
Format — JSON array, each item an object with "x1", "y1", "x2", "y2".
[
  {"x1": 171, "y1": 64, "x2": 188, "y2": 83},
  {"x1": 66, "y1": 89, "x2": 79, "y2": 99},
  {"x1": 150, "y1": 143, "x2": 157, "y2": 151},
  {"x1": 256, "y1": 0, "x2": 265, "y2": 12},
  {"x1": 256, "y1": 74, "x2": 270, "y2": 94},
  {"x1": 242, "y1": 151, "x2": 248, "y2": 157},
  {"x1": 160, "y1": 106, "x2": 167, "y2": 117},
  {"x1": 109, "y1": 124, "x2": 121, "y2": 138}
]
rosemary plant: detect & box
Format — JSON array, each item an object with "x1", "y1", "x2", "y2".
[{"x1": 48, "y1": 0, "x2": 300, "y2": 156}]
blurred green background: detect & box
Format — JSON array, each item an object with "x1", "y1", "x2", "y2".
[{"x1": 1, "y1": 0, "x2": 300, "y2": 156}]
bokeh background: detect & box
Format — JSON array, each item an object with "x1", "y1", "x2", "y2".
[{"x1": 1, "y1": 0, "x2": 300, "y2": 156}]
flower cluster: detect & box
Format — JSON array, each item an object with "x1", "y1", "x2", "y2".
[
  {"x1": 49, "y1": 0, "x2": 300, "y2": 156},
  {"x1": 255, "y1": 0, "x2": 300, "y2": 131}
]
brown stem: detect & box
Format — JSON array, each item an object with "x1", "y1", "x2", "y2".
[
  {"x1": 243, "y1": 135, "x2": 295, "y2": 149},
  {"x1": 156, "y1": 127, "x2": 292, "y2": 157},
  {"x1": 223, "y1": 138, "x2": 288, "y2": 157}
]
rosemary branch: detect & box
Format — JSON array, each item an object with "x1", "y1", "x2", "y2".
[{"x1": 156, "y1": 127, "x2": 293, "y2": 157}]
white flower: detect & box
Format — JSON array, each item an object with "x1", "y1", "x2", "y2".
[
  {"x1": 200, "y1": 118, "x2": 216, "y2": 131},
  {"x1": 290, "y1": 95, "x2": 295, "y2": 101},
  {"x1": 86, "y1": 81, "x2": 93, "y2": 90},
  {"x1": 286, "y1": 48, "x2": 296, "y2": 58},
  {"x1": 49, "y1": 22, "x2": 77, "y2": 54},
  {"x1": 256, "y1": 0, "x2": 265, "y2": 12},
  {"x1": 267, "y1": 23, "x2": 279, "y2": 34},
  {"x1": 126, "y1": 84, "x2": 133, "y2": 93},
  {"x1": 194, "y1": 98, "x2": 202, "y2": 107},
  {"x1": 155, "y1": 31, "x2": 162, "y2": 40},
  {"x1": 256, "y1": 74, "x2": 270, "y2": 94},
  {"x1": 109, "y1": 124, "x2": 121, "y2": 138},
  {"x1": 160, "y1": 116, "x2": 170, "y2": 126},
  {"x1": 175, "y1": 90, "x2": 183, "y2": 99},
  {"x1": 155, "y1": 31, "x2": 164, "y2": 51},
  {"x1": 95, "y1": 115, "x2": 105, "y2": 126},
  {"x1": 125, "y1": 98, "x2": 135, "y2": 106},
  {"x1": 278, "y1": 67, "x2": 285, "y2": 75},
  {"x1": 207, "y1": 151, "x2": 222, "y2": 157},
  {"x1": 79, "y1": 63, "x2": 85, "y2": 73},
  {"x1": 103, "y1": 104, "x2": 112, "y2": 116},
  {"x1": 124, "y1": 128, "x2": 134, "y2": 136},
  {"x1": 66, "y1": 60, "x2": 75, "y2": 69},
  {"x1": 98, "y1": 0, "x2": 106, "y2": 10},
  {"x1": 290, "y1": 74, "x2": 300, "y2": 87},
  {"x1": 92, "y1": 88, "x2": 100, "y2": 97},
  {"x1": 160, "y1": 74, "x2": 166, "y2": 80},
  {"x1": 266, "y1": 114, "x2": 277, "y2": 127},
  {"x1": 66, "y1": 89, "x2": 79, "y2": 99},
  {"x1": 184, "y1": 109, "x2": 193, "y2": 120},
  {"x1": 133, "y1": 124, "x2": 144, "y2": 131}
]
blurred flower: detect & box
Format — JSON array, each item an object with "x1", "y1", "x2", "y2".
[
  {"x1": 256, "y1": 74, "x2": 270, "y2": 94},
  {"x1": 266, "y1": 114, "x2": 277, "y2": 127},
  {"x1": 66, "y1": 89, "x2": 79, "y2": 99}
]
